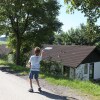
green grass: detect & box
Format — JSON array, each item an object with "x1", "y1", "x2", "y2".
[
  {"x1": 9, "y1": 64, "x2": 29, "y2": 73},
  {"x1": 0, "y1": 41, "x2": 7, "y2": 44},
  {"x1": 40, "y1": 74, "x2": 100, "y2": 97},
  {"x1": 0, "y1": 59, "x2": 29, "y2": 75},
  {"x1": 0, "y1": 59, "x2": 9, "y2": 65}
]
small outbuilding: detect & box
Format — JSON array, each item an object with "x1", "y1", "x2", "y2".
[{"x1": 43, "y1": 45, "x2": 100, "y2": 80}]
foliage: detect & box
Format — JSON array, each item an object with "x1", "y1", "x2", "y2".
[
  {"x1": 64, "y1": 0, "x2": 100, "y2": 25},
  {"x1": 54, "y1": 23, "x2": 100, "y2": 46},
  {"x1": 40, "y1": 60, "x2": 62, "y2": 76},
  {"x1": 0, "y1": 59, "x2": 29, "y2": 75},
  {"x1": 0, "y1": 0, "x2": 62, "y2": 65},
  {"x1": 9, "y1": 64, "x2": 29, "y2": 73},
  {"x1": 0, "y1": 59, "x2": 8, "y2": 65},
  {"x1": 64, "y1": 0, "x2": 100, "y2": 48}
]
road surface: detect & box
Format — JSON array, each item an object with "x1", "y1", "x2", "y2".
[{"x1": 0, "y1": 70, "x2": 66, "y2": 100}]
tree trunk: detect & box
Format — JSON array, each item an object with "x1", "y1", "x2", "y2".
[{"x1": 16, "y1": 35, "x2": 21, "y2": 65}]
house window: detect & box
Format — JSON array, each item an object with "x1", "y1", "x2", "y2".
[{"x1": 84, "y1": 64, "x2": 88, "y2": 74}]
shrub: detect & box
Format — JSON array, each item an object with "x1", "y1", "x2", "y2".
[{"x1": 40, "y1": 60, "x2": 62, "y2": 76}]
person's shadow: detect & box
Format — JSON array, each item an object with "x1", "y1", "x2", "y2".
[{"x1": 34, "y1": 90, "x2": 78, "y2": 100}]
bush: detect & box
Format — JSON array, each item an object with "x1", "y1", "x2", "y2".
[{"x1": 40, "y1": 60, "x2": 62, "y2": 76}]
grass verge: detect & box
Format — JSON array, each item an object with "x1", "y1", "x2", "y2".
[
  {"x1": 0, "y1": 59, "x2": 29, "y2": 75},
  {"x1": 40, "y1": 74, "x2": 100, "y2": 99},
  {"x1": 0, "y1": 41, "x2": 7, "y2": 44}
]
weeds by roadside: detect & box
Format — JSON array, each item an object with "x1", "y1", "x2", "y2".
[{"x1": 0, "y1": 59, "x2": 29, "y2": 75}]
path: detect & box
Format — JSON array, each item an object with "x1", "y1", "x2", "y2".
[{"x1": 0, "y1": 70, "x2": 66, "y2": 100}]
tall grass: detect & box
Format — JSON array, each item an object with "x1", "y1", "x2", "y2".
[
  {"x1": 0, "y1": 59, "x2": 9, "y2": 65},
  {"x1": 0, "y1": 59, "x2": 29, "y2": 75},
  {"x1": 0, "y1": 41, "x2": 7, "y2": 44},
  {"x1": 40, "y1": 74, "x2": 100, "y2": 96}
]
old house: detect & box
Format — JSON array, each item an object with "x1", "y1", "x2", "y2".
[{"x1": 43, "y1": 45, "x2": 100, "y2": 80}]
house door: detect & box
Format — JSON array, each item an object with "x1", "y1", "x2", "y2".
[
  {"x1": 63, "y1": 66, "x2": 70, "y2": 77},
  {"x1": 89, "y1": 63, "x2": 94, "y2": 80}
]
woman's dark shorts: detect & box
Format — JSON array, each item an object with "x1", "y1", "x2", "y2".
[{"x1": 29, "y1": 71, "x2": 39, "y2": 79}]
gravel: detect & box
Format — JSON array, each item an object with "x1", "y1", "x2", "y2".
[{"x1": 19, "y1": 75, "x2": 92, "y2": 100}]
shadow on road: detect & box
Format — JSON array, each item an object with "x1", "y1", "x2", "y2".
[
  {"x1": 33, "y1": 90, "x2": 78, "y2": 100},
  {"x1": 38, "y1": 90, "x2": 66, "y2": 100}
]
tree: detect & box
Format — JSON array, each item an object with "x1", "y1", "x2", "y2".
[
  {"x1": 54, "y1": 23, "x2": 100, "y2": 46},
  {"x1": 64, "y1": 0, "x2": 100, "y2": 24},
  {"x1": 0, "y1": 0, "x2": 62, "y2": 65},
  {"x1": 64, "y1": 0, "x2": 100, "y2": 47}
]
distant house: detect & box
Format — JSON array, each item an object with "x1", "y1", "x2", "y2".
[
  {"x1": 0, "y1": 44, "x2": 10, "y2": 57},
  {"x1": 43, "y1": 45, "x2": 100, "y2": 80}
]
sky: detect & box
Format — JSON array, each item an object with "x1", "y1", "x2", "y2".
[{"x1": 57, "y1": 0, "x2": 100, "y2": 32}]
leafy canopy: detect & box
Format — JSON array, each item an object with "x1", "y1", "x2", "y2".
[
  {"x1": 0, "y1": 0, "x2": 62, "y2": 65},
  {"x1": 64, "y1": 0, "x2": 100, "y2": 24}
]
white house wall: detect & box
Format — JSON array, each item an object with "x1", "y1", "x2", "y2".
[
  {"x1": 75, "y1": 64, "x2": 89, "y2": 80},
  {"x1": 94, "y1": 62, "x2": 100, "y2": 79}
]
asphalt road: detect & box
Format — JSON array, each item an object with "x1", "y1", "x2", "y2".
[{"x1": 0, "y1": 70, "x2": 66, "y2": 100}]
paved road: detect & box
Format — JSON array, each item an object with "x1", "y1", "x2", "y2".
[{"x1": 0, "y1": 70, "x2": 66, "y2": 100}]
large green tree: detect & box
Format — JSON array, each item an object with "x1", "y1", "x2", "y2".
[{"x1": 0, "y1": 0, "x2": 62, "y2": 65}]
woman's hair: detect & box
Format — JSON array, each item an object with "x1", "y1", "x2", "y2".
[{"x1": 34, "y1": 47, "x2": 40, "y2": 55}]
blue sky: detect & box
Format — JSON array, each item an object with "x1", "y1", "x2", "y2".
[{"x1": 57, "y1": 0, "x2": 100, "y2": 32}]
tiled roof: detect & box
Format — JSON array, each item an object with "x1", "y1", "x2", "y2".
[{"x1": 42, "y1": 45, "x2": 97, "y2": 67}]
